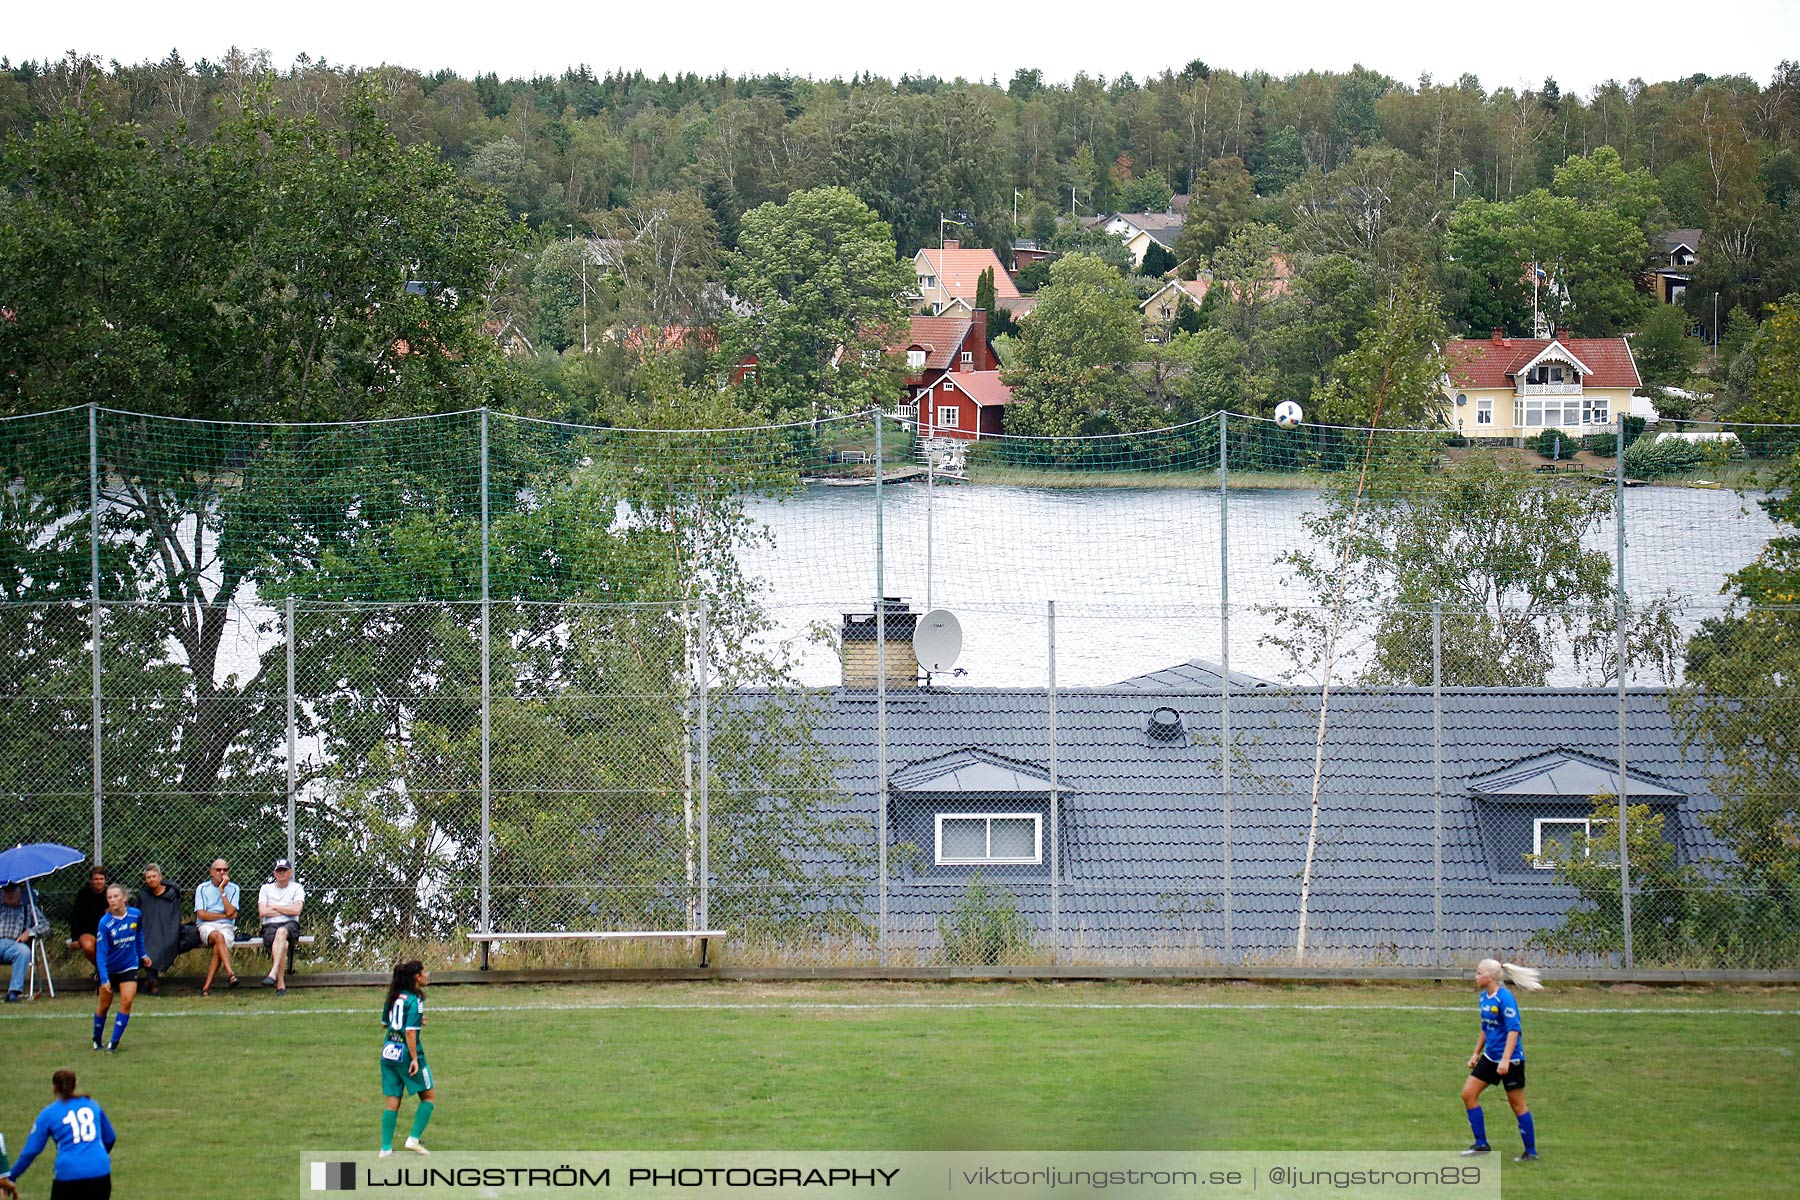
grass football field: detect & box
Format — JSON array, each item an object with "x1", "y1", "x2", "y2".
[{"x1": 1, "y1": 981, "x2": 1795, "y2": 1199}]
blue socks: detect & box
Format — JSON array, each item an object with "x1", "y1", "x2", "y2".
[
  {"x1": 92, "y1": 1013, "x2": 104, "y2": 1043},
  {"x1": 1465, "y1": 1106, "x2": 1488, "y2": 1145},
  {"x1": 1517, "y1": 1111, "x2": 1535, "y2": 1154},
  {"x1": 111, "y1": 1012, "x2": 129, "y2": 1047}
]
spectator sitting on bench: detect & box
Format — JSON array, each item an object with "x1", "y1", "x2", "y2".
[
  {"x1": 193, "y1": 859, "x2": 241, "y2": 995},
  {"x1": 134, "y1": 864, "x2": 195, "y2": 997},
  {"x1": 257, "y1": 859, "x2": 304, "y2": 996},
  {"x1": 2, "y1": 881, "x2": 50, "y2": 1003},
  {"x1": 69, "y1": 865, "x2": 110, "y2": 969}
]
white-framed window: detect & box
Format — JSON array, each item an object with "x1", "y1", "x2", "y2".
[
  {"x1": 1476, "y1": 396, "x2": 1493, "y2": 425},
  {"x1": 906, "y1": 349, "x2": 927, "y2": 370},
  {"x1": 1520, "y1": 395, "x2": 1583, "y2": 427},
  {"x1": 935, "y1": 403, "x2": 960, "y2": 429},
  {"x1": 921, "y1": 274, "x2": 938, "y2": 292},
  {"x1": 1532, "y1": 817, "x2": 1610, "y2": 868},
  {"x1": 960, "y1": 351, "x2": 974, "y2": 369},
  {"x1": 1583, "y1": 396, "x2": 1610, "y2": 425},
  {"x1": 935, "y1": 812, "x2": 1041, "y2": 865}
]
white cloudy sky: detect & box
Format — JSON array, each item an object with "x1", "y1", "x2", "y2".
[{"x1": 6, "y1": 0, "x2": 1797, "y2": 94}]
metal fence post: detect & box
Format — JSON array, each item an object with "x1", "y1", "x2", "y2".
[
  {"x1": 875, "y1": 413, "x2": 888, "y2": 967},
  {"x1": 697, "y1": 595, "x2": 711, "y2": 934},
  {"x1": 286, "y1": 595, "x2": 298, "y2": 868},
  {"x1": 1048, "y1": 600, "x2": 1061, "y2": 964},
  {"x1": 1218, "y1": 410, "x2": 1233, "y2": 959},
  {"x1": 1432, "y1": 599, "x2": 1443, "y2": 967},
  {"x1": 479, "y1": 408, "x2": 492, "y2": 950},
  {"x1": 1615, "y1": 413, "x2": 1634, "y2": 969},
  {"x1": 88, "y1": 403, "x2": 102, "y2": 864}
]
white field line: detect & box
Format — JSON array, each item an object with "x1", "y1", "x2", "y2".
[{"x1": 2, "y1": 1000, "x2": 1797, "y2": 1022}]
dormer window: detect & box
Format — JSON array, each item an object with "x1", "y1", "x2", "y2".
[
  {"x1": 906, "y1": 349, "x2": 926, "y2": 370},
  {"x1": 936, "y1": 813, "x2": 1041, "y2": 865}
]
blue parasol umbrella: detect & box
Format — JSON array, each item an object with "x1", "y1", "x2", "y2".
[{"x1": 0, "y1": 842, "x2": 85, "y2": 886}]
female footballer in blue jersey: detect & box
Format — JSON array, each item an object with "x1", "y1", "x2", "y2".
[
  {"x1": 1459, "y1": 958, "x2": 1542, "y2": 1161},
  {"x1": 378, "y1": 960, "x2": 437, "y2": 1157},
  {"x1": 91, "y1": 886, "x2": 149, "y2": 1054},
  {"x1": 0, "y1": 1069, "x2": 116, "y2": 1200}
]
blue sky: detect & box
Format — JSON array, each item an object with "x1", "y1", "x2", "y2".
[{"x1": 6, "y1": 0, "x2": 1797, "y2": 95}]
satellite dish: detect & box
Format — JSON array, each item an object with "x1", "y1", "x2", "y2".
[{"x1": 912, "y1": 608, "x2": 963, "y2": 673}]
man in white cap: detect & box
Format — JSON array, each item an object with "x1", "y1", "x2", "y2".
[{"x1": 256, "y1": 859, "x2": 305, "y2": 996}]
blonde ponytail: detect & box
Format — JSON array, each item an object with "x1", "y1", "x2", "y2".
[{"x1": 1501, "y1": 962, "x2": 1544, "y2": 991}]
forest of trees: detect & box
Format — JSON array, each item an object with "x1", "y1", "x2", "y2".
[{"x1": 2, "y1": 52, "x2": 1796, "y2": 394}]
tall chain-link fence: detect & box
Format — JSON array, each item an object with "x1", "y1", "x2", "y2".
[{"x1": 2, "y1": 404, "x2": 1798, "y2": 972}]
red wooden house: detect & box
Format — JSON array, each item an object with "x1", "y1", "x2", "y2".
[
  {"x1": 890, "y1": 308, "x2": 1014, "y2": 439},
  {"x1": 917, "y1": 369, "x2": 1013, "y2": 439}
]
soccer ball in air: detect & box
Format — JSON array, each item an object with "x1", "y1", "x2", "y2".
[{"x1": 1274, "y1": 401, "x2": 1304, "y2": 429}]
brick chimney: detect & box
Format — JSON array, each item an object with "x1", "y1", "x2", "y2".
[
  {"x1": 970, "y1": 307, "x2": 988, "y2": 368},
  {"x1": 1491, "y1": 327, "x2": 1505, "y2": 344},
  {"x1": 942, "y1": 238, "x2": 961, "y2": 251},
  {"x1": 841, "y1": 599, "x2": 919, "y2": 690},
  {"x1": 1555, "y1": 326, "x2": 1572, "y2": 341}
]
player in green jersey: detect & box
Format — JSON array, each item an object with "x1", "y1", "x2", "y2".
[{"x1": 378, "y1": 960, "x2": 436, "y2": 1157}]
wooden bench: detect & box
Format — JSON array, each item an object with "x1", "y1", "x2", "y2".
[
  {"x1": 245, "y1": 933, "x2": 316, "y2": 974},
  {"x1": 469, "y1": 930, "x2": 726, "y2": 970}
]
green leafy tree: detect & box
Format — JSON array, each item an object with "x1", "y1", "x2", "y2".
[
  {"x1": 1115, "y1": 169, "x2": 1174, "y2": 214},
  {"x1": 1733, "y1": 295, "x2": 1800, "y2": 421},
  {"x1": 0, "y1": 85, "x2": 521, "y2": 818},
  {"x1": 1003, "y1": 253, "x2": 1144, "y2": 437},
  {"x1": 1047, "y1": 223, "x2": 1133, "y2": 273},
  {"x1": 1140, "y1": 242, "x2": 1179, "y2": 278},
  {"x1": 1160, "y1": 328, "x2": 1247, "y2": 419},
  {"x1": 1669, "y1": 339, "x2": 1800, "y2": 963},
  {"x1": 1175, "y1": 156, "x2": 1258, "y2": 270},
  {"x1": 1445, "y1": 199, "x2": 1531, "y2": 335},
  {"x1": 1265, "y1": 452, "x2": 1681, "y2": 687},
  {"x1": 723, "y1": 187, "x2": 912, "y2": 423},
  {"x1": 1308, "y1": 275, "x2": 1447, "y2": 428},
  {"x1": 1633, "y1": 304, "x2": 1703, "y2": 389}
]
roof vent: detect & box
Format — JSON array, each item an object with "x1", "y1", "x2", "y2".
[{"x1": 1147, "y1": 706, "x2": 1185, "y2": 742}]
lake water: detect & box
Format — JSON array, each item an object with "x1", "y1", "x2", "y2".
[{"x1": 741, "y1": 481, "x2": 1782, "y2": 688}]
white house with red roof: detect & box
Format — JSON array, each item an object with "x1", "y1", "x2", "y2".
[
  {"x1": 1443, "y1": 329, "x2": 1642, "y2": 440},
  {"x1": 913, "y1": 240, "x2": 1021, "y2": 317}
]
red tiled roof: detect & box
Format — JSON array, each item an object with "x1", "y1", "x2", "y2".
[
  {"x1": 895, "y1": 316, "x2": 974, "y2": 371},
  {"x1": 1445, "y1": 336, "x2": 1641, "y2": 390},
  {"x1": 917, "y1": 248, "x2": 1021, "y2": 302},
  {"x1": 942, "y1": 371, "x2": 1014, "y2": 407}
]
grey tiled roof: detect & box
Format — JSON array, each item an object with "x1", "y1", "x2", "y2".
[{"x1": 741, "y1": 675, "x2": 1728, "y2": 962}]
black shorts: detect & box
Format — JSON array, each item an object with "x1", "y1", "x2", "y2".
[
  {"x1": 261, "y1": 920, "x2": 300, "y2": 950},
  {"x1": 102, "y1": 969, "x2": 139, "y2": 988},
  {"x1": 51, "y1": 1174, "x2": 112, "y2": 1199},
  {"x1": 1470, "y1": 1056, "x2": 1526, "y2": 1090}
]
